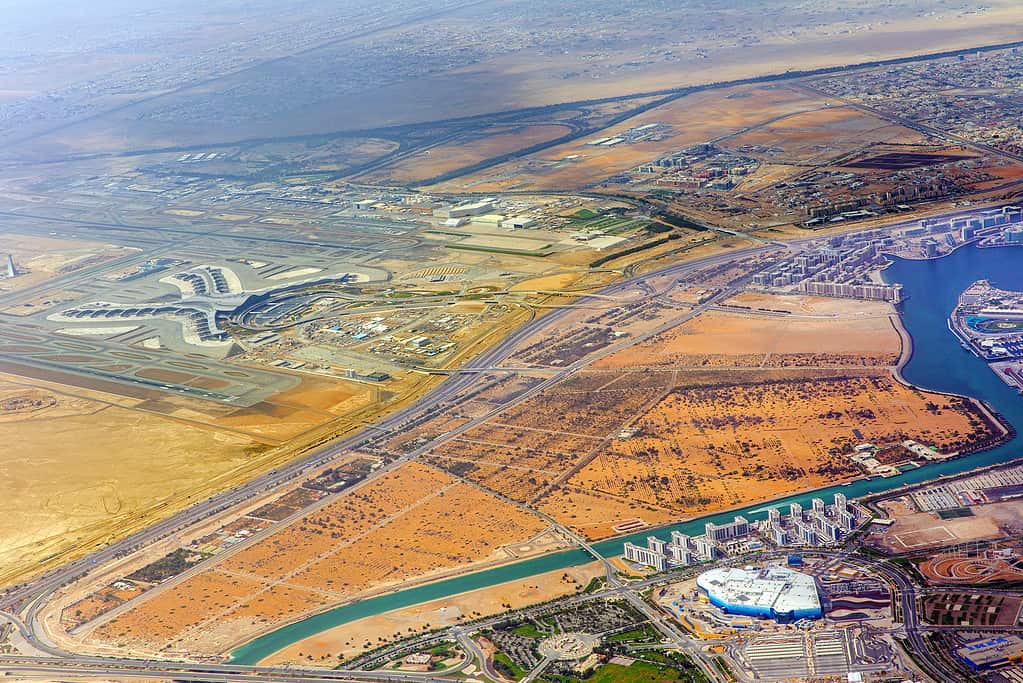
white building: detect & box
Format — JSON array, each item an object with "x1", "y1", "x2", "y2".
[{"x1": 697, "y1": 566, "x2": 822, "y2": 621}]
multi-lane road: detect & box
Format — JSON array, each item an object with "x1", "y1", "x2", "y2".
[
  {"x1": 1, "y1": 549, "x2": 969, "y2": 682},
  {"x1": 0, "y1": 239, "x2": 775, "y2": 672},
  {"x1": 0, "y1": 220, "x2": 989, "y2": 682}
]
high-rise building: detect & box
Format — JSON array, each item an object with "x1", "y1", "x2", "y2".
[
  {"x1": 647, "y1": 536, "x2": 666, "y2": 555},
  {"x1": 706, "y1": 516, "x2": 750, "y2": 542},
  {"x1": 838, "y1": 510, "x2": 855, "y2": 531},
  {"x1": 796, "y1": 522, "x2": 817, "y2": 545},
  {"x1": 667, "y1": 543, "x2": 696, "y2": 566},
  {"x1": 816, "y1": 516, "x2": 842, "y2": 541},
  {"x1": 1003, "y1": 227, "x2": 1023, "y2": 243},
  {"x1": 789, "y1": 502, "x2": 803, "y2": 521},
  {"x1": 834, "y1": 493, "x2": 847, "y2": 513},
  {"x1": 671, "y1": 531, "x2": 692, "y2": 550},
  {"x1": 624, "y1": 542, "x2": 667, "y2": 571},
  {"x1": 695, "y1": 536, "x2": 718, "y2": 561}
]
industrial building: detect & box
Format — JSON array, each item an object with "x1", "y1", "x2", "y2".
[
  {"x1": 696, "y1": 565, "x2": 822, "y2": 622},
  {"x1": 434, "y1": 198, "x2": 496, "y2": 219},
  {"x1": 956, "y1": 635, "x2": 1023, "y2": 670}
]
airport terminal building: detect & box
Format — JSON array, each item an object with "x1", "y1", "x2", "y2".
[{"x1": 696, "y1": 566, "x2": 822, "y2": 622}]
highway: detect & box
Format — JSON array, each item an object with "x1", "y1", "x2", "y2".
[
  {"x1": 1, "y1": 548, "x2": 965, "y2": 682},
  {"x1": 827, "y1": 551, "x2": 969, "y2": 683},
  {"x1": 0, "y1": 215, "x2": 992, "y2": 681},
  {"x1": 0, "y1": 241, "x2": 770, "y2": 637},
  {"x1": 0, "y1": 655, "x2": 470, "y2": 683}
]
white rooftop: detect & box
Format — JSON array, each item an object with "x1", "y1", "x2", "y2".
[{"x1": 697, "y1": 566, "x2": 820, "y2": 615}]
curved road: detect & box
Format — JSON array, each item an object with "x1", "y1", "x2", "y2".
[{"x1": 0, "y1": 241, "x2": 773, "y2": 646}]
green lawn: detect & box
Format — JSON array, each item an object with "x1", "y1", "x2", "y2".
[
  {"x1": 606, "y1": 625, "x2": 659, "y2": 642},
  {"x1": 590, "y1": 661, "x2": 692, "y2": 683},
  {"x1": 493, "y1": 652, "x2": 527, "y2": 680},
  {"x1": 511, "y1": 623, "x2": 546, "y2": 638}
]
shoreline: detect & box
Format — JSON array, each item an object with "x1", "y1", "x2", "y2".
[
  {"x1": 862, "y1": 453, "x2": 1023, "y2": 511},
  {"x1": 947, "y1": 278, "x2": 1023, "y2": 394},
  {"x1": 256, "y1": 561, "x2": 606, "y2": 666},
  {"x1": 886, "y1": 252, "x2": 1016, "y2": 451},
  {"x1": 218, "y1": 539, "x2": 578, "y2": 657},
  {"x1": 887, "y1": 266, "x2": 1016, "y2": 456},
  {"x1": 228, "y1": 416, "x2": 1012, "y2": 665},
  {"x1": 226, "y1": 283, "x2": 1021, "y2": 666}
]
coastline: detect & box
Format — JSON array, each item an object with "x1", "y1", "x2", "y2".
[
  {"x1": 220, "y1": 539, "x2": 581, "y2": 657},
  {"x1": 887, "y1": 271, "x2": 1016, "y2": 456},
  {"x1": 890, "y1": 310, "x2": 914, "y2": 379},
  {"x1": 226, "y1": 471, "x2": 856, "y2": 661},
  {"x1": 228, "y1": 278, "x2": 1022, "y2": 666}
]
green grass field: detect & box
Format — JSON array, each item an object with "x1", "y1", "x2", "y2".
[
  {"x1": 511, "y1": 623, "x2": 546, "y2": 638},
  {"x1": 590, "y1": 661, "x2": 696, "y2": 683},
  {"x1": 606, "y1": 625, "x2": 660, "y2": 643},
  {"x1": 493, "y1": 652, "x2": 527, "y2": 679}
]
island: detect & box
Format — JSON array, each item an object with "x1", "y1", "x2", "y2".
[{"x1": 952, "y1": 279, "x2": 1023, "y2": 391}]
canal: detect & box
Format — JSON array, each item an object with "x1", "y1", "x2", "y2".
[{"x1": 231, "y1": 242, "x2": 1023, "y2": 664}]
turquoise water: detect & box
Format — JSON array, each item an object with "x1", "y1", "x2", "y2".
[{"x1": 231, "y1": 244, "x2": 1023, "y2": 664}]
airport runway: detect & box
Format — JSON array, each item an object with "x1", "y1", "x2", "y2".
[{"x1": 0, "y1": 241, "x2": 769, "y2": 632}]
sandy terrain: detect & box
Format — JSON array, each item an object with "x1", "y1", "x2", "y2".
[
  {"x1": 509, "y1": 271, "x2": 584, "y2": 293},
  {"x1": 262, "y1": 562, "x2": 603, "y2": 664},
  {"x1": 0, "y1": 298, "x2": 459, "y2": 590},
  {"x1": 419, "y1": 289, "x2": 994, "y2": 542},
  {"x1": 721, "y1": 105, "x2": 927, "y2": 168},
  {"x1": 0, "y1": 374, "x2": 261, "y2": 587},
  {"x1": 49, "y1": 3, "x2": 1023, "y2": 152},
  {"x1": 0, "y1": 356, "x2": 396, "y2": 588},
  {"x1": 547, "y1": 374, "x2": 980, "y2": 536},
  {"x1": 210, "y1": 374, "x2": 376, "y2": 442},
  {"x1": 872, "y1": 501, "x2": 1023, "y2": 554},
  {"x1": 503, "y1": 292, "x2": 990, "y2": 538},
  {"x1": 537, "y1": 487, "x2": 679, "y2": 539},
  {"x1": 594, "y1": 303, "x2": 900, "y2": 369},
  {"x1": 423, "y1": 382, "x2": 667, "y2": 502},
  {"x1": 83, "y1": 463, "x2": 548, "y2": 657},
  {"x1": 359, "y1": 124, "x2": 571, "y2": 185},
  {"x1": 431, "y1": 85, "x2": 829, "y2": 192},
  {"x1": 0, "y1": 232, "x2": 138, "y2": 295}
]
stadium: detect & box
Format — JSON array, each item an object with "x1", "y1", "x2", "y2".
[{"x1": 696, "y1": 566, "x2": 822, "y2": 622}]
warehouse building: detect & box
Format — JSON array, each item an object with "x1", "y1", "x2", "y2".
[{"x1": 956, "y1": 635, "x2": 1023, "y2": 670}]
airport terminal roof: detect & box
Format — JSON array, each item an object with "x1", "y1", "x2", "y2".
[{"x1": 697, "y1": 566, "x2": 821, "y2": 617}]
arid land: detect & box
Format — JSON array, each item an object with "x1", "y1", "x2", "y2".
[
  {"x1": 6, "y1": 8, "x2": 1023, "y2": 670},
  {"x1": 262, "y1": 562, "x2": 604, "y2": 665},
  {"x1": 36, "y1": 256, "x2": 1008, "y2": 664}
]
